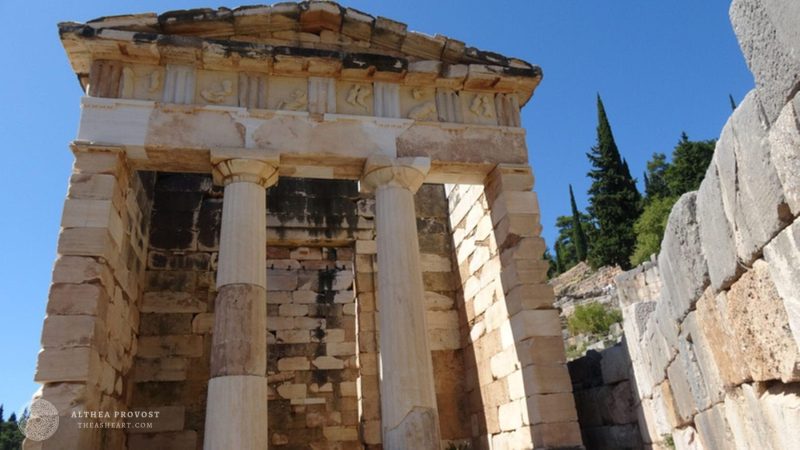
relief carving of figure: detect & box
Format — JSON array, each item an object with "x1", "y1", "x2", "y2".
[
  {"x1": 201, "y1": 79, "x2": 234, "y2": 104},
  {"x1": 279, "y1": 89, "x2": 308, "y2": 111},
  {"x1": 409, "y1": 102, "x2": 436, "y2": 121},
  {"x1": 346, "y1": 84, "x2": 371, "y2": 110},
  {"x1": 469, "y1": 94, "x2": 494, "y2": 118}
]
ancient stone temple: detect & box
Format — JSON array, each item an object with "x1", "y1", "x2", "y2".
[{"x1": 30, "y1": 2, "x2": 582, "y2": 450}]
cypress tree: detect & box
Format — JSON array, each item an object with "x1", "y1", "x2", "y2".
[
  {"x1": 586, "y1": 95, "x2": 642, "y2": 270},
  {"x1": 568, "y1": 185, "x2": 588, "y2": 262},
  {"x1": 555, "y1": 242, "x2": 564, "y2": 275}
]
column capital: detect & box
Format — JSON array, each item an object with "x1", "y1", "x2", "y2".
[
  {"x1": 360, "y1": 155, "x2": 430, "y2": 194},
  {"x1": 211, "y1": 150, "x2": 280, "y2": 187}
]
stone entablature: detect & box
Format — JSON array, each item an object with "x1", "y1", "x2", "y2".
[{"x1": 60, "y1": 2, "x2": 540, "y2": 131}]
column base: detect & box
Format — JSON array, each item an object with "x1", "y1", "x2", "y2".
[{"x1": 204, "y1": 375, "x2": 268, "y2": 450}]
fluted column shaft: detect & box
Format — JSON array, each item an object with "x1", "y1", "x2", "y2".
[
  {"x1": 204, "y1": 157, "x2": 278, "y2": 450},
  {"x1": 361, "y1": 155, "x2": 441, "y2": 450}
]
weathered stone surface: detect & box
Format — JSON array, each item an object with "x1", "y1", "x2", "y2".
[
  {"x1": 716, "y1": 92, "x2": 791, "y2": 265},
  {"x1": 600, "y1": 342, "x2": 630, "y2": 385},
  {"x1": 694, "y1": 289, "x2": 750, "y2": 387},
  {"x1": 726, "y1": 260, "x2": 800, "y2": 382},
  {"x1": 696, "y1": 159, "x2": 742, "y2": 291},
  {"x1": 581, "y1": 424, "x2": 642, "y2": 450},
  {"x1": 665, "y1": 358, "x2": 696, "y2": 426},
  {"x1": 672, "y1": 426, "x2": 704, "y2": 450},
  {"x1": 657, "y1": 192, "x2": 708, "y2": 324},
  {"x1": 730, "y1": 0, "x2": 800, "y2": 122},
  {"x1": 678, "y1": 312, "x2": 725, "y2": 411},
  {"x1": 764, "y1": 216, "x2": 800, "y2": 351},
  {"x1": 724, "y1": 383, "x2": 775, "y2": 450},
  {"x1": 694, "y1": 403, "x2": 734, "y2": 450},
  {"x1": 767, "y1": 95, "x2": 800, "y2": 215}
]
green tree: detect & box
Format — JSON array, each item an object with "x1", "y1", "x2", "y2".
[
  {"x1": 630, "y1": 196, "x2": 679, "y2": 266},
  {"x1": 586, "y1": 95, "x2": 642, "y2": 270},
  {"x1": 663, "y1": 133, "x2": 715, "y2": 196},
  {"x1": 567, "y1": 303, "x2": 623, "y2": 336},
  {"x1": 644, "y1": 152, "x2": 670, "y2": 201},
  {"x1": 569, "y1": 185, "x2": 589, "y2": 262}
]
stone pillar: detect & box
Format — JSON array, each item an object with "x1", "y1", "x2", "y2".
[
  {"x1": 360, "y1": 155, "x2": 441, "y2": 450},
  {"x1": 204, "y1": 156, "x2": 278, "y2": 450}
]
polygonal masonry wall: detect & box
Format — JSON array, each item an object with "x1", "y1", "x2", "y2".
[{"x1": 29, "y1": 2, "x2": 582, "y2": 450}]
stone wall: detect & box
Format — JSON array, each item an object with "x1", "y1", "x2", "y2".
[
  {"x1": 31, "y1": 150, "x2": 154, "y2": 450},
  {"x1": 445, "y1": 166, "x2": 583, "y2": 450},
  {"x1": 568, "y1": 343, "x2": 642, "y2": 450},
  {"x1": 117, "y1": 174, "x2": 472, "y2": 449},
  {"x1": 614, "y1": 2, "x2": 800, "y2": 448}
]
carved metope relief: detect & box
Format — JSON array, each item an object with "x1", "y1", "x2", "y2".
[
  {"x1": 116, "y1": 64, "x2": 164, "y2": 101},
  {"x1": 401, "y1": 87, "x2": 437, "y2": 121},
  {"x1": 462, "y1": 91, "x2": 497, "y2": 125},
  {"x1": 268, "y1": 76, "x2": 308, "y2": 112},
  {"x1": 196, "y1": 70, "x2": 238, "y2": 106},
  {"x1": 335, "y1": 82, "x2": 373, "y2": 116}
]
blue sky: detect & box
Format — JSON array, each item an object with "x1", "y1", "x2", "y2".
[{"x1": 0, "y1": 1, "x2": 752, "y2": 413}]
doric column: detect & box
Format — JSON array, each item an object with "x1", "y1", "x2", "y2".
[
  {"x1": 204, "y1": 155, "x2": 278, "y2": 450},
  {"x1": 360, "y1": 155, "x2": 441, "y2": 450}
]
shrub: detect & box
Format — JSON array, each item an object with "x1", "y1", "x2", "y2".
[{"x1": 567, "y1": 303, "x2": 622, "y2": 336}]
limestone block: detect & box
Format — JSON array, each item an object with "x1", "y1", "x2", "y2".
[
  {"x1": 666, "y1": 358, "x2": 696, "y2": 426},
  {"x1": 679, "y1": 312, "x2": 725, "y2": 410},
  {"x1": 57, "y1": 227, "x2": 115, "y2": 259},
  {"x1": 637, "y1": 392, "x2": 672, "y2": 445},
  {"x1": 696, "y1": 160, "x2": 742, "y2": 291},
  {"x1": 622, "y1": 302, "x2": 656, "y2": 397},
  {"x1": 672, "y1": 426, "x2": 704, "y2": 450},
  {"x1": 759, "y1": 382, "x2": 800, "y2": 450},
  {"x1": 529, "y1": 422, "x2": 583, "y2": 448},
  {"x1": 312, "y1": 356, "x2": 344, "y2": 370},
  {"x1": 730, "y1": 0, "x2": 800, "y2": 122},
  {"x1": 525, "y1": 393, "x2": 578, "y2": 425},
  {"x1": 694, "y1": 289, "x2": 750, "y2": 387},
  {"x1": 694, "y1": 403, "x2": 734, "y2": 450},
  {"x1": 128, "y1": 431, "x2": 198, "y2": 450},
  {"x1": 764, "y1": 215, "x2": 800, "y2": 351},
  {"x1": 276, "y1": 330, "x2": 310, "y2": 343},
  {"x1": 657, "y1": 192, "x2": 709, "y2": 323},
  {"x1": 126, "y1": 406, "x2": 185, "y2": 434},
  {"x1": 498, "y1": 399, "x2": 524, "y2": 431},
  {"x1": 137, "y1": 335, "x2": 203, "y2": 358},
  {"x1": 724, "y1": 383, "x2": 775, "y2": 450},
  {"x1": 514, "y1": 336, "x2": 566, "y2": 367},
  {"x1": 600, "y1": 343, "x2": 631, "y2": 385},
  {"x1": 132, "y1": 357, "x2": 188, "y2": 382},
  {"x1": 47, "y1": 284, "x2": 109, "y2": 316},
  {"x1": 141, "y1": 291, "x2": 206, "y2": 313},
  {"x1": 726, "y1": 260, "x2": 800, "y2": 382},
  {"x1": 716, "y1": 92, "x2": 790, "y2": 264},
  {"x1": 41, "y1": 315, "x2": 99, "y2": 349},
  {"x1": 34, "y1": 347, "x2": 100, "y2": 382},
  {"x1": 640, "y1": 316, "x2": 675, "y2": 389},
  {"x1": 767, "y1": 96, "x2": 800, "y2": 215},
  {"x1": 509, "y1": 309, "x2": 562, "y2": 340},
  {"x1": 521, "y1": 365, "x2": 573, "y2": 394}
]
